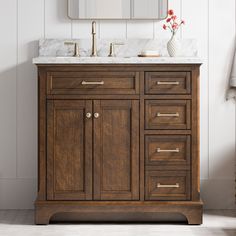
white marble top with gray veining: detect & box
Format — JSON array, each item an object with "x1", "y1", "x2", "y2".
[
  {"x1": 33, "y1": 56, "x2": 202, "y2": 64},
  {"x1": 33, "y1": 38, "x2": 202, "y2": 64}
]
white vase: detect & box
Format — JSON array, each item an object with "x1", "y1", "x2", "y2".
[{"x1": 167, "y1": 34, "x2": 181, "y2": 57}]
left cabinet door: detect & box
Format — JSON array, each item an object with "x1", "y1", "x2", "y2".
[{"x1": 47, "y1": 100, "x2": 93, "y2": 200}]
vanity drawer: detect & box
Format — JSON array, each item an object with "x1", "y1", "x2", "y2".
[
  {"x1": 145, "y1": 100, "x2": 191, "y2": 130},
  {"x1": 47, "y1": 71, "x2": 139, "y2": 95},
  {"x1": 145, "y1": 135, "x2": 191, "y2": 166},
  {"x1": 145, "y1": 171, "x2": 190, "y2": 201},
  {"x1": 145, "y1": 72, "x2": 191, "y2": 94}
]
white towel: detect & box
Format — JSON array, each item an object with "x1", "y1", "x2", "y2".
[{"x1": 227, "y1": 47, "x2": 236, "y2": 99}]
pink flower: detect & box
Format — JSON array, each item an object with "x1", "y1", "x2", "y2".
[
  {"x1": 172, "y1": 23, "x2": 178, "y2": 30},
  {"x1": 168, "y1": 9, "x2": 174, "y2": 15},
  {"x1": 162, "y1": 9, "x2": 185, "y2": 34},
  {"x1": 171, "y1": 15, "x2": 177, "y2": 20}
]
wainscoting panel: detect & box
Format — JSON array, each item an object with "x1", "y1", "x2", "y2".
[
  {"x1": 209, "y1": 0, "x2": 236, "y2": 180},
  {"x1": 17, "y1": 0, "x2": 44, "y2": 178},
  {"x1": 0, "y1": 0, "x2": 17, "y2": 178},
  {"x1": 182, "y1": 0, "x2": 209, "y2": 179}
]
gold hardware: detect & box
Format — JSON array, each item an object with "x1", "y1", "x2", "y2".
[
  {"x1": 81, "y1": 81, "x2": 104, "y2": 85},
  {"x1": 157, "y1": 112, "x2": 179, "y2": 117},
  {"x1": 108, "y1": 42, "x2": 125, "y2": 57},
  {"x1": 157, "y1": 148, "x2": 180, "y2": 153},
  {"x1": 86, "y1": 113, "x2": 92, "y2": 119},
  {"x1": 157, "y1": 81, "x2": 180, "y2": 85},
  {"x1": 91, "y1": 21, "x2": 97, "y2": 57},
  {"x1": 94, "y1": 113, "x2": 100, "y2": 119},
  {"x1": 64, "y1": 41, "x2": 80, "y2": 57},
  {"x1": 157, "y1": 183, "x2": 180, "y2": 188}
]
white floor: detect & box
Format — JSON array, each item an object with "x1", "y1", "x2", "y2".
[{"x1": 0, "y1": 210, "x2": 235, "y2": 236}]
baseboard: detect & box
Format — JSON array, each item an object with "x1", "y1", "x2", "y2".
[
  {"x1": 201, "y1": 179, "x2": 236, "y2": 209},
  {"x1": 0, "y1": 178, "x2": 36, "y2": 209}
]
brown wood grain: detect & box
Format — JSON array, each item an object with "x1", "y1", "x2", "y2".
[
  {"x1": 145, "y1": 170, "x2": 191, "y2": 201},
  {"x1": 47, "y1": 100, "x2": 93, "y2": 200},
  {"x1": 191, "y1": 66, "x2": 201, "y2": 201},
  {"x1": 35, "y1": 200, "x2": 203, "y2": 225},
  {"x1": 93, "y1": 100, "x2": 139, "y2": 200},
  {"x1": 37, "y1": 68, "x2": 47, "y2": 201},
  {"x1": 145, "y1": 135, "x2": 191, "y2": 166},
  {"x1": 47, "y1": 71, "x2": 139, "y2": 95},
  {"x1": 145, "y1": 71, "x2": 191, "y2": 95},
  {"x1": 36, "y1": 64, "x2": 202, "y2": 225},
  {"x1": 145, "y1": 100, "x2": 191, "y2": 130}
]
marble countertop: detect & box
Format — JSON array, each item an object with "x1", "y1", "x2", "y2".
[{"x1": 33, "y1": 56, "x2": 202, "y2": 65}]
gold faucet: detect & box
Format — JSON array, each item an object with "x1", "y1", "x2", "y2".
[
  {"x1": 91, "y1": 21, "x2": 97, "y2": 57},
  {"x1": 64, "y1": 41, "x2": 80, "y2": 57},
  {"x1": 108, "y1": 42, "x2": 125, "y2": 57}
]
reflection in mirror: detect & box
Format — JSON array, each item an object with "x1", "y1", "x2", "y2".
[
  {"x1": 68, "y1": 0, "x2": 168, "y2": 20},
  {"x1": 132, "y1": 0, "x2": 167, "y2": 19}
]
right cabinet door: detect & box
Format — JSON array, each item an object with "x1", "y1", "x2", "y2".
[{"x1": 93, "y1": 100, "x2": 140, "y2": 200}]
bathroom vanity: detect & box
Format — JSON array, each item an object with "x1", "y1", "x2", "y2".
[{"x1": 33, "y1": 57, "x2": 202, "y2": 225}]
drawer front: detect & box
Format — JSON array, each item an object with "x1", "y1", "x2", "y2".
[
  {"x1": 145, "y1": 171, "x2": 190, "y2": 201},
  {"x1": 145, "y1": 72, "x2": 191, "y2": 95},
  {"x1": 47, "y1": 71, "x2": 139, "y2": 95},
  {"x1": 145, "y1": 100, "x2": 191, "y2": 130},
  {"x1": 145, "y1": 135, "x2": 191, "y2": 166}
]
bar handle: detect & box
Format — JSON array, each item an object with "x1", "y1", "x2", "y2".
[
  {"x1": 81, "y1": 81, "x2": 104, "y2": 85},
  {"x1": 157, "y1": 81, "x2": 180, "y2": 85},
  {"x1": 156, "y1": 148, "x2": 180, "y2": 153},
  {"x1": 157, "y1": 112, "x2": 179, "y2": 117},
  {"x1": 157, "y1": 183, "x2": 180, "y2": 188}
]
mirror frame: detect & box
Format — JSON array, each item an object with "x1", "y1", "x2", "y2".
[{"x1": 67, "y1": 0, "x2": 168, "y2": 20}]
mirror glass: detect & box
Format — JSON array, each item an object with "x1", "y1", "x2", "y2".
[{"x1": 68, "y1": 0, "x2": 168, "y2": 20}]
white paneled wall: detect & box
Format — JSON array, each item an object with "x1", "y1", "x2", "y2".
[{"x1": 0, "y1": 0, "x2": 235, "y2": 209}]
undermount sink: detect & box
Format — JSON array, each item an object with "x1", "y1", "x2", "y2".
[{"x1": 55, "y1": 56, "x2": 132, "y2": 58}]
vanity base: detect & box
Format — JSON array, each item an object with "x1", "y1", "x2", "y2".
[{"x1": 35, "y1": 200, "x2": 203, "y2": 225}]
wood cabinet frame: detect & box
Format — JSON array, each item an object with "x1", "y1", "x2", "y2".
[{"x1": 35, "y1": 64, "x2": 203, "y2": 225}]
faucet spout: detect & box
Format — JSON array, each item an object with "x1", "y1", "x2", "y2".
[{"x1": 91, "y1": 21, "x2": 97, "y2": 57}]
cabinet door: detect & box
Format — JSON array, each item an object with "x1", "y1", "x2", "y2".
[
  {"x1": 94, "y1": 100, "x2": 139, "y2": 200},
  {"x1": 47, "y1": 100, "x2": 92, "y2": 200}
]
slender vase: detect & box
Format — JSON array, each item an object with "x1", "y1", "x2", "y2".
[{"x1": 167, "y1": 33, "x2": 180, "y2": 57}]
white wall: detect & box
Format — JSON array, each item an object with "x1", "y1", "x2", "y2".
[{"x1": 0, "y1": 0, "x2": 235, "y2": 209}]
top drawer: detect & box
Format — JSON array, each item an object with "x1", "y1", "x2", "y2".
[
  {"x1": 47, "y1": 71, "x2": 139, "y2": 95},
  {"x1": 145, "y1": 72, "x2": 191, "y2": 95}
]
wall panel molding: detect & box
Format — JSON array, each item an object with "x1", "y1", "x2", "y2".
[
  {"x1": 17, "y1": 0, "x2": 44, "y2": 179},
  {"x1": 0, "y1": 0, "x2": 17, "y2": 178}
]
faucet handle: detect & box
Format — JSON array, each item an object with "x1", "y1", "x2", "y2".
[
  {"x1": 64, "y1": 41, "x2": 80, "y2": 57},
  {"x1": 108, "y1": 42, "x2": 125, "y2": 57}
]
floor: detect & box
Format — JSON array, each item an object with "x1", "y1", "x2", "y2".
[{"x1": 0, "y1": 210, "x2": 235, "y2": 236}]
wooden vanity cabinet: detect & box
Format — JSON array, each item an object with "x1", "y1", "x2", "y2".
[
  {"x1": 35, "y1": 64, "x2": 203, "y2": 225},
  {"x1": 46, "y1": 99, "x2": 139, "y2": 201}
]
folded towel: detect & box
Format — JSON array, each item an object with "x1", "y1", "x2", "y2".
[{"x1": 227, "y1": 46, "x2": 236, "y2": 99}]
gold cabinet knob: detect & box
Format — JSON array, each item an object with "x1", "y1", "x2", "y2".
[
  {"x1": 94, "y1": 113, "x2": 100, "y2": 119},
  {"x1": 86, "y1": 113, "x2": 92, "y2": 119}
]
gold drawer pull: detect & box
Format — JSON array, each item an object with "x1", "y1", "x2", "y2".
[
  {"x1": 157, "y1": 81, "x2": 180, "y2": 85},
  {"x1": 157, "y1": 183, "x2": 180, "y2": 188},
  {"x1": 157, "y1": 148, "x2": 180, "y2": 153},
  {"x1": 157, "y1": 112, "x2": 179, "y2": 117},
  {"x1": 81, "y1": 81, "x2": 104, "y2": 85}
]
